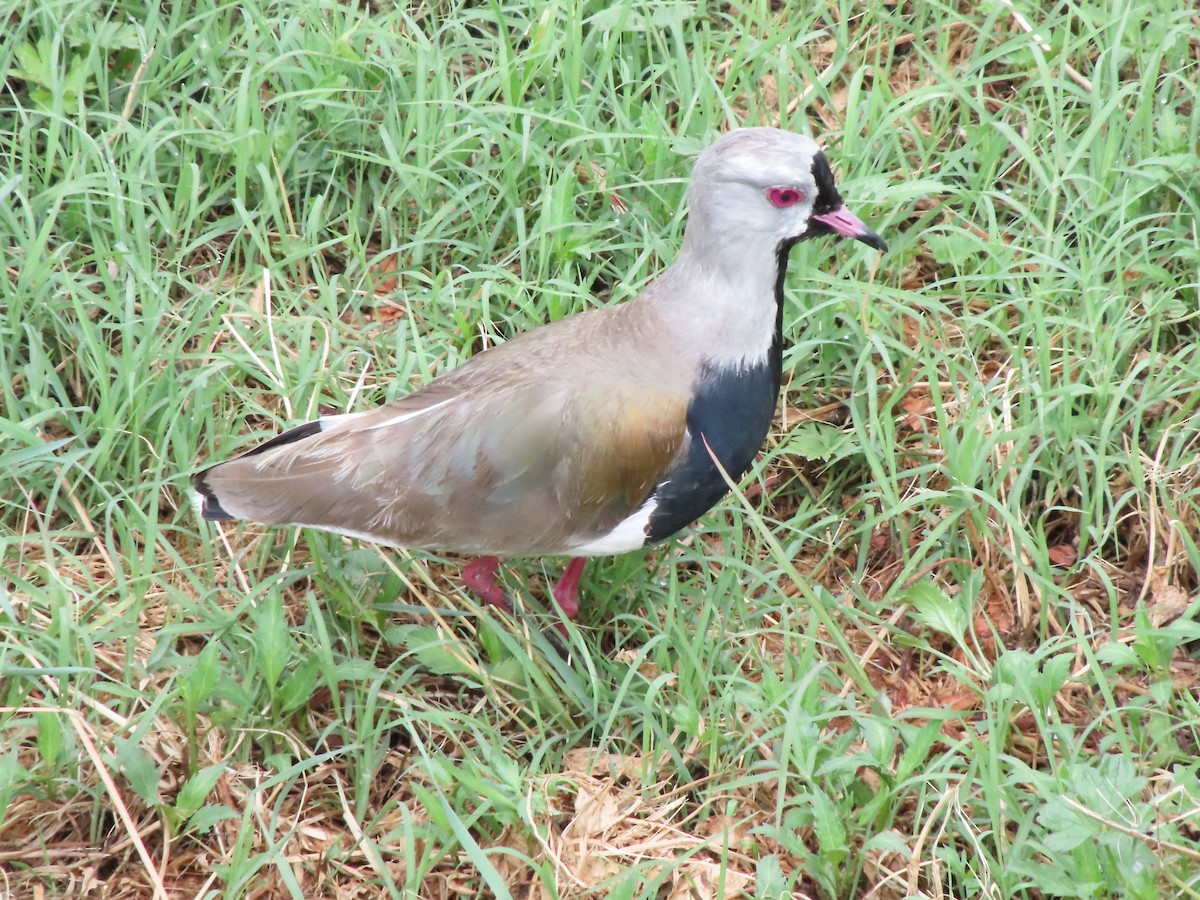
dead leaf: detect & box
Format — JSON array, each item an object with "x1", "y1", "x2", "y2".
[
  {"x1": 899, "y1": 391, "x2": 934, "y2": 431},
  {"x1": 1146, "y1": 571, "x2": 1192, "y2": 627},
  {"x1": 1047, "y1": 544, "x2": 1077, "y2": 567},
  {"x1": 668, "y1": 860, "x2": 751, "y2": 899},
  {"x1": 371, "y1": 253, "x2": 401, "y2": 295}
]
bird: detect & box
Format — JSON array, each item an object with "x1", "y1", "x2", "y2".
[{"x1": 193, "y1": 127, "x2": 886, "y2": 625}]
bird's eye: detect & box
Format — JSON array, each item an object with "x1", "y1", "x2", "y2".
[{"x1": 767, "y1": 187, "x2": 805, "y2": 208}]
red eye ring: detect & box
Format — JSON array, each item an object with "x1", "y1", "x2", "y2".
[{"x1": 767, "y1": 187, "x2": 805, "y2": 208}]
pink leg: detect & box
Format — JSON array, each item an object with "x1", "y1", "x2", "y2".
[
  {"x1": 461, "y1": 556, "x2": 512, "y2": 614},
  {"x1": 552, "y1": 557, "x2": 587, "y2": 621}
]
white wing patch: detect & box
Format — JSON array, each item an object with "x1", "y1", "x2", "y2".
[
  {"x1": 288, "y1": 396, "x2": 458, "y2": 436},
  {"x1": 571, "y1": 498, "x2": 657, "y2": 556},
  {"x1": 362, "y1": 396, "x2": 457, "y2": 431}
]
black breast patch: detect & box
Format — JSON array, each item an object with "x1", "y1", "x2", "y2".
[{"x1": 644, "y1": 358, "x2": 779, "y2": 543}]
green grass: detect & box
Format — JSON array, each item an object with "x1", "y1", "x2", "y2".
[{"x1": 3, "y1": 0, "x2": 1199, "y2": 896}]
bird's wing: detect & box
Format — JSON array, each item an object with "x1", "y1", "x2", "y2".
[{"x1": 196, "y1": 374, "x2": 690, "y2": 557}]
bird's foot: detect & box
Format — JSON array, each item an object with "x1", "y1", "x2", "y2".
[
  {"x1": 464, "y1": 556, "x2": 586, "y2": 636},
  {"x1": 461, "y1": 556, "x2": 513, "y2": 614},
  {"x1": 551, "y1": 557, "x2": 586, "y2": 624}
]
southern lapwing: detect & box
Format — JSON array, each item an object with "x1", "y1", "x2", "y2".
[{"x1": 193, "y1": 127, "x2": 886, "y2": 624}]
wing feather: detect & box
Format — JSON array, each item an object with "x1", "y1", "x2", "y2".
[
  {"x1": 198, "y1": 377, "x2": 690, "y2": 556},
  {"x1": 196, "y1": 303, "x2": 698, "y2": 555}
]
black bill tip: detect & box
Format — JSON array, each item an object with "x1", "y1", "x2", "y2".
[
  {"x1": 810, "y1": 205, "x2": 887, "y2": 253},
  {"x1": 855, "y1": 229, "x2": 888, "y2": 253}
]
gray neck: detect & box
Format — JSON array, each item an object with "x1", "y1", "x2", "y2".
[{"x1": 648, "y1": 228, "x2": 782, "y2": 368}]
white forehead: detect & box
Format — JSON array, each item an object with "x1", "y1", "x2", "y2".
[{"x1": 693, "y1": 128, "x2": 821, "y2": 188}]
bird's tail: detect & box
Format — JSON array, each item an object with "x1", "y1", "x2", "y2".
[{"x1": 191, "y1": 419, "x2": 326, "y2": 522}]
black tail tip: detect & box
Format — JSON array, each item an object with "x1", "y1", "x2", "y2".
[{"x1": 192, "y1": 470, "x2": 236, "y2": 521}]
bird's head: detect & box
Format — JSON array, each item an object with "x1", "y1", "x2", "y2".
[{"x1": 685, "y1": 128, "x2": 886, "y2": 258}]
